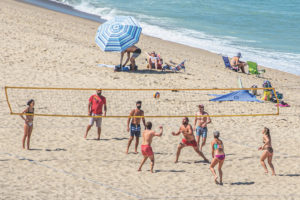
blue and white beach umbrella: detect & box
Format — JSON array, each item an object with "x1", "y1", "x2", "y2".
[{"x1": 95, "y1": 16, "x2": 142, "y2": 52}]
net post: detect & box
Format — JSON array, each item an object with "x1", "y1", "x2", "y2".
[
  {"x1": 4, "y1": 86, "x2": 13, "y2": 114},
  {"x1": 272, "y1": 87, "x2": 280, "y2": 115}
]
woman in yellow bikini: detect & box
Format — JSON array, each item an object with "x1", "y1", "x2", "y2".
[
  {"x1": 258, "y1": 127, "x2": 276, "y2": 175},
  {"x1": 20, "y1": 99, "x2": 35, "y2": 150}
]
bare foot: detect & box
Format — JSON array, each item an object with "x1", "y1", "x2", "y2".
[
  {"x1": 174, "y1": 160, "x2": 178, "y2": 163},
  {"x1": 214, "y1": 176, "x2": 219, "y2": 184},
  {"x1": 204, "y1": 159, "x2": 210, "y2": 163},
  {"x1": 138, "y1": 169, "x2": 141, "y2": 171},
  {"x1": 84, "y1": 135, "x2": 87, "y2": 139},
  {"x1": 272, "y1": 173, "x2": 276, "y2": 176},
  {"x1": 264, "y1": 171, "x2": 268, "y2": 174},
  {"x1": 125, "y1": 150, "x2": 129, "y2": 154},
  {"x1": 150, "y1": 170, "x2": 153, "y2": 173},
  {"x1": 219, "y1": 182, "x2": 223, "y2": 186},
  {"x1": 134, "y1": 151, "x2": 138, "y2": 154}
]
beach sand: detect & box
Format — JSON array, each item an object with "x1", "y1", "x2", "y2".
[{"x1": 1, "y1": 0, "x2": 300, "y2": 199}]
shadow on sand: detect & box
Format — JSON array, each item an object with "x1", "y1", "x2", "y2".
[
  {"x1": 230, "y1": 181, "x2": 255, "y2": 185},
  {"x1": 111, "y1": 137, "x2": 128, "y2": 141},
  {"x1": 155, "y1": 169, "x2": 185, "y2": 173},
  {"x1": 28, "y1": 148, "x2": 43, "y2": 151},
  {"x1": 45, "y1": 148, "x2": 67, "y2": 152},
  {"x1": 278, "y1": 174, "x2": 300, "y2": 177}
]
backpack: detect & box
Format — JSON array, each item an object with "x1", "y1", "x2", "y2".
[{"x1": 262, "y1": 80, "x2": 272, "y2": 91}]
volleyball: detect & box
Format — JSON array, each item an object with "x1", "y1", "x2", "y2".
[{"x1": 153, "y1": 92, "x2": 160, "y2": 98}]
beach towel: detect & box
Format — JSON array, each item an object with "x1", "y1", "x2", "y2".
[{"x1": 98, "y1": 64, "x2": 116, "y2": 68}]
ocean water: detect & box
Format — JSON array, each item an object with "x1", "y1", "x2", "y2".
[{"x1": 46, "y1": 0, "x2": 300, "y2": 75}]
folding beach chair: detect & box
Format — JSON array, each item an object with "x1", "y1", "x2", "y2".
[
  {"x1": 222, "y1": 56, "x2": 238, "y2": 72},
  {"x1": 247, "y1": 61, "x2": 265, "y2": 77}
]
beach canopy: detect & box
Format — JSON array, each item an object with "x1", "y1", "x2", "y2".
[
  {"x1": 95, "y1": 16, "x2": 142, "y2": 52},
  {"x1": 209, "y1": 90, "x2": 262, "y2": 102}
]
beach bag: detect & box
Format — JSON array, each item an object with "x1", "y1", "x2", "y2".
[
  {"x1": 114, "y1": 65, "x2": 121, "y2": 72},
  {"x1": 262, "y1": 80, "x2": 272, "y2": 91},
  {"x1": 261, "y1": 91, "x2": 272, "y2": 101},
  {"x1": 122, "y1": 66, "x2": 130, "y2": 71}
]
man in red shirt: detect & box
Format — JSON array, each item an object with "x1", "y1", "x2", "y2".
[{"x1": 84, "y1": 90, "x2": 107, "y2": 140}]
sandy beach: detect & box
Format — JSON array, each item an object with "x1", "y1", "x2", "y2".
[{"x1": 1, "y1": 0, "x2": 300, "y2": 199}]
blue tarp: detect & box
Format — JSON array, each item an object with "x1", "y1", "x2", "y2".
[{"x1": 209, "y1": 90, "x2": 262, "y2": 102}]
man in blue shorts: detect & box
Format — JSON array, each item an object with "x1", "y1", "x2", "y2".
[
  {"x1": 126, "y1": 101, "x2": 146, "y2": 154},
  {"x1": 193, "y1": 104, "x2": 211, "y2": 151}
]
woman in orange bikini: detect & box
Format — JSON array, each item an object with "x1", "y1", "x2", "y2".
[
  {"x1": 209, "y1": 131, "x2": 225, "y2": 185},
  {"x1": 20, "y1": 99, "x2": 35, "y2": 150},
  {"x1": 258, "y1": 127, "x2": 276, "y2": 175}
]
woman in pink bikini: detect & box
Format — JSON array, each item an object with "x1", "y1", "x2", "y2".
[
  {"x1": 20, "y1": 99, "x2": 35, "y2": 150},
  {"x1": 209, "y1": 131, "x2": 225, "y2": 185}
]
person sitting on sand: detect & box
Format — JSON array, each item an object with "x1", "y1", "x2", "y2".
[
  {"x1": 138, "y1": 122, "x2": 163, "y2": 173},
  {"x1": 172, "y1": 117, "x2": 209, "y2": 163},
  {"x1": 147, "y1": 51, "x2": 163, "y2": 70},
  {"x1": 120, "y1": 45, "x2": 141, "y2": 70},
  {"x1": 258, "y1": 127, "x2": 276, "y2": 175},
  {"x1": 209, "y1": 131, "x2": 225, "y2": 185},
  {"x1": 20, "y1": 99, "x2": 35, "y2": 150},
  {"x1": 230, "y1": 52, "x2": 247, "y2": 73}
]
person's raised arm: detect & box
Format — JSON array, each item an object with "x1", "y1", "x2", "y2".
[
  {"x1": 154, "y1": 126, "x2": 163, "y2": 137},
  {"x1": 122, "y1": 52, "x2": 130, "y2": 67},
  {"x1": 172, "y1": 127, "x2": 181, "y2": 136},
  {"x1": 127, "y1": 110, "x2": 134, "y2": 132}
]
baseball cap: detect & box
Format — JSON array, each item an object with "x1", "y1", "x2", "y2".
[{"x1": 237, "y1": 52, "x2": 242, "y2": 58}]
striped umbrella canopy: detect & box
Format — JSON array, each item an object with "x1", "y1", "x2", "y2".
[{"x1": 95, "y1": 16, "x2": 142, "y2": 52}]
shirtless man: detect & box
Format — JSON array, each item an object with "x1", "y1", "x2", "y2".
[
  {"x1": 126, "y1": 101, "x2": 146, "y2": 154},
  {"x1": 172, "y1": 117, "x2": 209, "y2": 163},
  {"x1": 120, "y1": 45, "x2": 141, "y2": 70},
  {"x1": 138, "y1": 122, "x2": 163, "y2": 173},
  {"x1": 230, "y1": 52, "x2": 247, "y2": 73},
  {"x1": 194, "y1": 104, "x2": 211, "y2": 151}
]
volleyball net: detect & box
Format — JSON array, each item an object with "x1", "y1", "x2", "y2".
[{"x1": 4, "y1": 86, "x2": 279, "y2": 118}]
